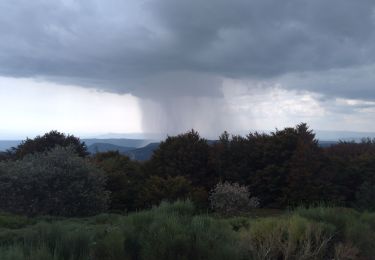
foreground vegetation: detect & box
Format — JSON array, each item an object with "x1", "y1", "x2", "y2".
[{"x1": 0, "y1": 201, "x2": 373, "y2": 260}]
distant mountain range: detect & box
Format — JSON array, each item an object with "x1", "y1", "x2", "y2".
[
  {"x1": 86, "y1": 142, "x2": 159, "y2": 161},
  {"x1": 315, "y1": 130, "x2": 375, "y2": 141},
  {"x1": 0, "y1": 140, "x2": 21, "y2": 152},
  {"x1": 0, "y1": 138, "x2": 158, "y2": 161},
  {"x1": 84, "y1": 138, "x2": 160, "y2": 161},
  {"x1": 87, "y1": 143, "x2": 136, "y2": 154},
  {"x1": 82, "y1": 138, "x2": 151, "y2": 148}
]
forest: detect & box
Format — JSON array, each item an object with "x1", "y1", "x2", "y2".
[{"x1": 0, "y1": 123, "x2": 374, "y2": 259}]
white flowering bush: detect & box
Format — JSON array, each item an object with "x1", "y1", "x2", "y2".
[{"x1": 209, "y1": 182, "x2": 260, "y2": 215}]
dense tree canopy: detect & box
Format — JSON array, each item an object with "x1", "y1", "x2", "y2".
[
  {"x1": 1, "y1": 123, "x2": 374, "y2": 216},
  {"x1": 147, "y1": 130, "x2": 214, "y2": 188},
  {"x1": 0, "y1": 146, "x2": 108, "y2": 216},
  {"x1": 8, "y1": 130, "x2": 88, "y2": 159},
  {"x1": 91, "y1": 151, "x2": 145, "y2": 212}
]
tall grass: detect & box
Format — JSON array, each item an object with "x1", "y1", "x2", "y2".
[
  {"x1": 122, "y1": 200, "x2": 239, "y2": 260},
  {"x1": 294, "y1": 206, "x2": 375, "y2": 259},
  {"x1": 0, "y1": 202, "x2": 373, "y2": 260},
  {"x1": 239, "y1": 215, "x2": 335, "y2": 259}
]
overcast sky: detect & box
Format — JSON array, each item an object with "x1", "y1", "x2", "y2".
[{"x1": 1, "y1": 0, "x2": 375, "y2": 139}]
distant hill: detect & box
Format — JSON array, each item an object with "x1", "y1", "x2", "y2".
[
  {"x1": 124, "y1": 143, "x2": 160, "y2": 161},
  {"x1": 315, "y1": 130, "x2": 375, "y2": 141},
  {"x1": 82, "y1": 138, "x2": 151, "y2": 149},
  {"x1": 87, "y1": 142, "x2": 160, "y2": 161},
  {"x1": 0, "y1": 140, "x2": 21, "y2": 152},
  {"x1": 318, "y1": 140, "x2": 338, "y2": 148},
  {"x1": 87, "y1": 143, "x2": 136, "y2": 154},
  {"x1": 0, "y1": 139, "x2": 153, "y2": 152}
]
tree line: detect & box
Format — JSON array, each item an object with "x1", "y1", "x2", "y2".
[{"x1": 0, "y1": 123, "x2": 374, "y2": 216}]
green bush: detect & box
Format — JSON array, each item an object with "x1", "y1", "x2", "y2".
[
  {"x1": 0, "y1": 246, "x2": 25, "y2": 260},
  {"x1": 0, "y1": 214, "x2": 34, "y2": 229},
  {"x1": 123, "y1": 200, "x2": 240, "y2": 260},
  {"x1": 20, "y1": 222, "x2": 88, "y2": 258},
  {"x1": 91, "y1": 229, "x2": 125, "y2": 260},
  {"x1": 0, "y1": 146, "x2": 109, "y2": 217},
  {"x1": 295, "y1": 206, "x2": 375, "y2": 259},
  {"x1": 0, "y1": 203, "x2": 372, "y2": 260},
  {"x1": 0, "y1": 222, "x2": 92, "y2": 260},
  {"x1": 140, "y1": 176, "x2": 195, "y2": 208},
  {"x1": 355, "y1": 182, "x2": 375, "y2": 211},
  {"x1": 239, "y1": 215, "x2": 335, "y2": 259}
]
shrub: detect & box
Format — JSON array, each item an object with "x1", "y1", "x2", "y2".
[
  {"x1": 296, "y1": 206, "x2": 375, "y2": 258},
  {"x1": 239, "y1": 215, "x2": 335, "y2": 259},
  {"x1": 0, "y1": 205, "x2": 372, "y2": 260},
  {"x1": 123, "y1": 201, "x2": 239, "y2": 260},
  {"x1": 0, "y1": 213, "x2": 34, "y2": 229},
  {"x1": 91, "y1": 229, "x2": 125, "y2": 260},
  {"x1": 0, "y1": 246, "x2": 24, "y2": 260},
  {"x1": 0, "y1": 146, "x2": 109, "y2": 217},
  {"x1": 6, "y1": 222, "x2": 92, "y2": 260},
  {"x1": 354, "y1": 181, "x2": 375, "y2": 211},
  {"x1": 140, "y1": 175, "x2": 194, "y2": 208},
  {"x1": 334, "y1": 243, "x2": 359, "y2": 260},
  {"x1": 209, "y1": 182, "x2": 259, "y2": 215},
  {"x1": 91, "y1": 151, "x2": 145, "y2": 212}
]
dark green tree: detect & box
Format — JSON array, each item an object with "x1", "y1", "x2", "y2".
[
  {"x1": 148, "y1": 130, "x2": 213, "y2": 188},
  {"x1": 0, "y1": 146, "x2": 109, "y2": 216},
  {"x1": 325, "y1": 138, "x2": 375, "y2": 207},
  {"x1": 283, "y1": 123, "x2": 335, "y2": 205},
  {"x1": 91, "y1": 151, "x2": 145, "y2": 212},
  {"x1": 9, "y1": 130, "x2": 88, "y2": 159}
]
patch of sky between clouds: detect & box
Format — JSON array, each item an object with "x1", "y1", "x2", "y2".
[{"x1": 0, "y1": 77, "x2": 142, "y2": 139}]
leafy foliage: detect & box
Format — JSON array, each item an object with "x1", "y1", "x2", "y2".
[
  {"x1": 140, "y1": 175, "x2": 193, "y2": 208},
  {"x1": 122, "y1": 201, "x2": 239, "y2": 260},
  {"x1": 91, "y1": 151, "x2": 145, "y2": 212},
  {"x1": 148, "y1": 130, "x2": 214, "y2": 188},
  {"x1": 0, "y1": 204, "x2": 374, "y2": 259},
  {"x1": 0, "y1": 146, "x2": 109, "y2": 216},
  {"x1": 8, "y1": 130, "x2": 88, "y2": 159},
  {"x1": 355, "y1": 182, "x2": 375, "y2": 211},
  {"x1": 2, "y1": 123, "x2": 375, "y2": 215}
]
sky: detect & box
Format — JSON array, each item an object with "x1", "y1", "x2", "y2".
[{"x1": 1, "y1": 0, "x2": 375, "y2": 139}]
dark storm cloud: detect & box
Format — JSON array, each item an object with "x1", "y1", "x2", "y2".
[{"x1": 1, "y1": 0, "x2": 375, "y2": 99}]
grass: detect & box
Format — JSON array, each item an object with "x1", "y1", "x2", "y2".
[{"x1": 0, "y1": 202, "x2": 373, "y2": 259}]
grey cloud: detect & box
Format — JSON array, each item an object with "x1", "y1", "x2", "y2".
[
  {"x1": 279, "y1": 64, "x2": 375, "y2": 101},
  {"x1": 0, "y1": 0, "x2": 375, "y2": 100}
]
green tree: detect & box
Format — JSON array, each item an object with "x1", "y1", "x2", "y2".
[
  {"x1": 9, "y1": 130, "x2": 88, "y2": 159},
  {"x1": 0, "y1": 146, "x2": 109, "y2": 216},
  {"x1": 92, "y1": 151, "x2": 145, "y2": 212},
  {"x1": 355, "y1": 181, "x2": 375, "y2": 211},
  {"x1": 284, "y1": 123, "x2": 335, "y2": 205},
  {"x1": 246, "y1": 126, "x2": 300, "y2": 207},
  {"x1": 148, "y1": 130, "x2": 213, "y2": 188},
  {"x1": 325, "y1": 138, "x2": 375, "y2": 207}
]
